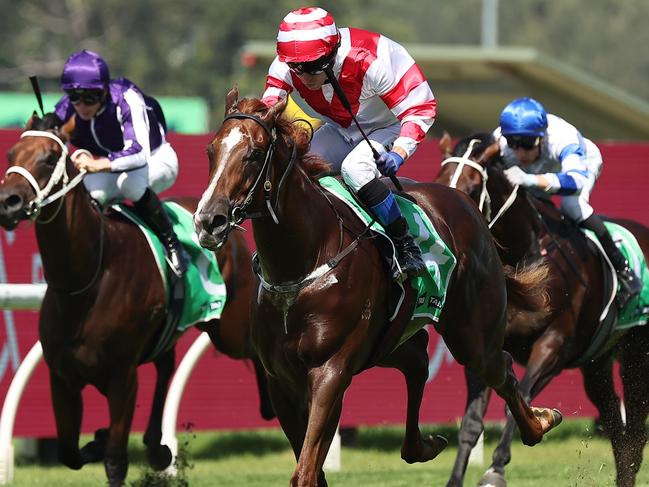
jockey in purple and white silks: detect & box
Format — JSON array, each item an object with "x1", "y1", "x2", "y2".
[
  {"x1": 494, "y1": 96, "x2": 641, "y2": 306},
  {"x1": 54, "y1": 49, "x2": 186, "y2": 277}
]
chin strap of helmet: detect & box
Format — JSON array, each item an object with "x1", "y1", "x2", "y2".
[{"x1": 323, "y1": 65, "x2": 403, "y2": 192}]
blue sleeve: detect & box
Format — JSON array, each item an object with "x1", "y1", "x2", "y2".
[{"x1": 559, "y1": 143, "x2": 586, "y2": 161}]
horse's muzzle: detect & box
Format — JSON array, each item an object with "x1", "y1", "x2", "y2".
[
  {"x1": 194, "y1": 208, "x2": 231, "y2": 250},
  {"x1": 0, "y1": 187, "x2": 26, "y2": 230}
]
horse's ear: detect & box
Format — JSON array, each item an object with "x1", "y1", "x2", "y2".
[
  {"x1": 25, "y1": 111, "x2": 39, "y2": 130},
  {"x1": 59, "y1": 116, "x2": 76, "y2": 143},
  {"x1": 225, "y1": 87, "x2": 239, "y2": 115},
  {"x1": 262, "y1": 96, "x2": 288, "y2": 124},
  {"x1": 439, "y1": 131, "x2": 453, "y2": 158},
  {"x1": 478, "y1": 142, "x2": 500, "y2": 163}
]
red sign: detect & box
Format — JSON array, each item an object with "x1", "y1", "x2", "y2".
[{"x1": 1, "y1": 129, "x2": 646, "y2": 436}]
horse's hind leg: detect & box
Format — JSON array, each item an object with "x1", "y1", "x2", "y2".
[
  {"x1": 446, "y1": 369, "x2": 491, "y2": 487},
  {"x1": 50, "y1": 373, "x2": 85, "y2": 469},
  {"x1": 381, "y1": 329, "x2": 448, "y2": 463},
  {"x1": 484, "y1": 349, "x2": 560, "y2": 446},
  {"x1": 482, "y1": 336, "x2": 566, "y2": 486},
  {"x1": 617, "y1": 330, "x2": 649, "y2": 487},
  {"x1": 143, "y1": 347, "x2": 175, "y2": 470}
]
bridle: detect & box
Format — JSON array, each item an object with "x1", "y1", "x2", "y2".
[
  {"x1": 221, "y1": 112, "x2": 296, "y2": 228},
  {"x1": 4, "y1": 130, "x2": 87, "y2": 223},
  {"x1": 218, "y1": 111, "x2": 369, "y2": 298},
  {"x1": 440, "y1": 139, "x2": 520, "y2": 228}
]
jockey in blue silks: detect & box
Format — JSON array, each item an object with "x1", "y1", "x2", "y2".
[
  {"x1": 494, "y1": 96, "x2": 642, "y2": 306},
  {"x1": 54, "y1": 49, "x2": 187, "y2": 277}
]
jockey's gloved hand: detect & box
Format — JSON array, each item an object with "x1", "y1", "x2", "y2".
[
  {"x1": 376, "y1": 151, "x2": 404, "y2": 176},
  {"x1": 504, "y1": 165, "x2": 538, "y2": 188}
]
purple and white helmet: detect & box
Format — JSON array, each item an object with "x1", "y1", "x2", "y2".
[{"x1": 60, "y1": 49, "x2": 110, "y2": 91}]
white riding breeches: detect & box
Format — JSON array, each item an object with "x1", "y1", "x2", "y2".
[
  {"x1": 310, "y1": 122, "x2": 401, "y2": 192},
  {"x1": 83, "y1": 142, "x2": 179, "y2": 204}
]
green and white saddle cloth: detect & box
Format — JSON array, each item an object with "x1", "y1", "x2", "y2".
[
  {"x1": 319, "y1": 176, "x2": 456, "y2": 323},
  {"x1": 113, "y1": 201, "x2": 227, "y2": 331},
  {"x1": 584, "y1": 221, "x2": 649, "y2": 328}
]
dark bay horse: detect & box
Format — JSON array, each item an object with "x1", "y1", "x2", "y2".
[
  {"x1": 0, "y1": 114, "x2": 273, "y2": 487},
  {"x1": 436, "y1": 132, "x2": 649, "y2": 487},
  {"x1": 193, "y1": 89, "x2": 561, "y2": 487}
]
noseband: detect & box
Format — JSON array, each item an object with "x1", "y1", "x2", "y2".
[{"x1": 222, "y1": 112, "x2": 296, "y2": 226}]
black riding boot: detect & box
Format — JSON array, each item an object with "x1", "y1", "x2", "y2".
[
  {"x1": 581, "y1": 214, "x2": 642, "y2": 307},
  {"x1": 357, "y1": 178, "x2": 426, "y2": 278},
  {"x1": 385, "y1": 216, "x2": 427, "y2": 278},
  {"x1": 134, "y1": 188, "x2": 188, "y2": 278}
]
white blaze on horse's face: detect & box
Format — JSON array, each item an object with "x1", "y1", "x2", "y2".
[{"x1": 196, "y1": 126, "x2": 250, "y2": 219}]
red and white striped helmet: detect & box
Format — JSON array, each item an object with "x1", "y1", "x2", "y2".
[{"x1": 276, "y1": 7, "x2": 339, "y2": 63}]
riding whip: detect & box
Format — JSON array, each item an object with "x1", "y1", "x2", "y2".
[
  {"x1": 323, "y1": 66, "x2": 403, "y2": 191},
  {"x1": 29, "y1": 76, "x2": 45, "y2": 116}
]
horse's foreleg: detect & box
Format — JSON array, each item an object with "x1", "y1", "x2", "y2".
[
  {"x1": 445, "y1": 368, "x2": 491, "y2": 487},
  {"x1": 292, "y1": 360, "x2": 351, "y2": 487},
  {"x1": 143, "y1": 347, "x2": 175, "y2": 470},
  {"x1": 50, "y1": 373, "x2": 84, "y2": 469},
  {"x1": 266, "y1": 377, "x2": 311, "y2": 483},
  {"x1": 253, "y1": 357, "x2": 276, "y2": 420},
  {"x1": 381, "y1": 329, "x2": 448, "y2": 464},
  {"x1": 104, "y1": 368, "x2": 138, "y2": 487}
]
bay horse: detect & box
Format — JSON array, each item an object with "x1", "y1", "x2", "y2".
[
  {"x1": 436, "y1": 132, "x2": 649, "y2": 487},
  {"x1": 0, "y1": 113, "x2": 273, "y2": 487},
  {"x1": 193, "y1": 89, "x2": 562, "y2": 487}
]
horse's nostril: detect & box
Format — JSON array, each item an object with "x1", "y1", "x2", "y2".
[
  {"x1": 211, "y1": 214, "x2": 227, "y2": 232},
  {"x1": 0, "y1": 193, "x2": 23, "y2": 213},
  {"x1": 6, "y1": 194, "x2": 23, "y2": 210}
]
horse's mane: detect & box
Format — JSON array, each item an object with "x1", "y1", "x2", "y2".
[{"x1": 236, "y1": 98, "x2": 332, "y2": 179}]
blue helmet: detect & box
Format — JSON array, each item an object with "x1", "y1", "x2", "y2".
[
  {"x1": 60, "y1": 49, "x2": 110, "y2": 91},
  {"x1": 499, "y1": 97, "x2": 548, "y2": 137}
]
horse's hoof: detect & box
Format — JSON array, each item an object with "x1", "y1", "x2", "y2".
[
  {"x1": 402, "y1": 434, "x2": 448, "y2": 463},
  {"x1": 478, "y1": 468, "x2": 507, "y2": 487},
  {"x1": 147, "y1": 444, "x2": 173, "y2": 471},
  {"x1": 533, "y1": 406, "x2": 563, "y2": 434},
  {"x1": 79, "y1": 428, "x2": 109, "y2": 464}
]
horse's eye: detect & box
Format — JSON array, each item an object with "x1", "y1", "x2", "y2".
[
  {"x1": 250, "y1": 148, "x2": 265, "y2": 160},
  {"x1": 45, "y1": 152, "x2": 59, "y2": 165}
]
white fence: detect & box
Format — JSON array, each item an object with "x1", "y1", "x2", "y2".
[{"x1": 0, "y1": 283, "x2": 341, "y2": 484}]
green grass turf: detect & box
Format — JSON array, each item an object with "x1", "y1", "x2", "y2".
[{"x1": 10, "y1": 419, "x2": 648, "y2": 486}]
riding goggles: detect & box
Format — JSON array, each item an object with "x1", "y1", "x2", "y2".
[
  {"x1": 505, "y1": 135, "x2": 541, "y2": 150},
  {"x1": 66, "y1": 89, "x2": 104, "y2": 105},
  {"x1": 287, "y1": 53, "x2": 336, "y2": 76}
]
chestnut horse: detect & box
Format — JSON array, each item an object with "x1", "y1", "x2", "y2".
[
  {"x1": 0, "y1": 114, "x2": 273, "y2": 487},
  {"x1": 193, "y1": 90, "x2": 562, "y2": 487},
  {"x1": 437, "y1": 132, "x2": 649, "y2": 487}
]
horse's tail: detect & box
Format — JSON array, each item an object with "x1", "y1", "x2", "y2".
[{"x1": 503, "y1": 262, "x2": 551, "y2": 319}]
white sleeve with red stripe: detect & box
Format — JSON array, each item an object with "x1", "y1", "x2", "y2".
[
  {"x1": 262, "y1": 57, "x2": 294, "y2": 107},
  {"x1": 371, "y1": 36, "x2": 436, "y2": 157}
]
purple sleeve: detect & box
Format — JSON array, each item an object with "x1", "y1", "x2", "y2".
[
  {"x1": 107, "y1": 89, "x2": 149, "y2": 172},
  {"x1": 54, "y1": 97, "x2": 74, "y2": 122}
]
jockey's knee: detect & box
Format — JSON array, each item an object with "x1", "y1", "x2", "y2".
[
  {"x1": 560, "y1": 196, "x2": 592, "y2": 223},
  {"x1": 117, "y1": 171, "x2": 148, "y2": 202}
]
